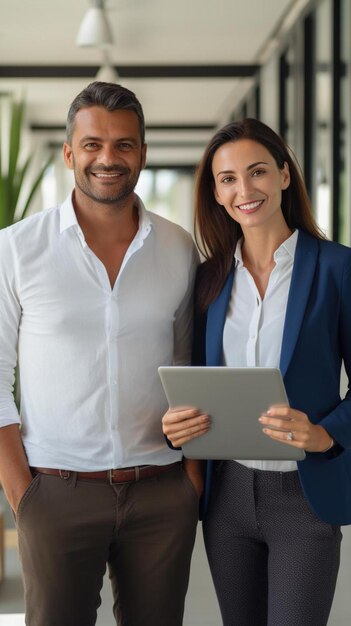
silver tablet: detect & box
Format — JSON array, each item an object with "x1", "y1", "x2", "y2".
[{"x1": 159, "y1": 366, "x2": 305, "y2": 461}]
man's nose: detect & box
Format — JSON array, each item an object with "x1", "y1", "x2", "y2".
[{"x1": 98, "y1": 144, "x2": 118, "y2": 165}]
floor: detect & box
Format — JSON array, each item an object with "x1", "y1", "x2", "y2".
[{"x1": 1, "y1": 494, "x2": 351, "y2": 625}]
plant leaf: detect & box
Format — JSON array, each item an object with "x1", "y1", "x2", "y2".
[
  {"x1": 0, "y1": 97, "x2": 2, "y2": 182},
  {"x1": 8, "y1": 98, "x2": 25, "y2": 186},
  {"x1": 17, "y1": 154, "x2": 54, "y2": 222},
  {"x1": 9, "y1": 155, "x2": 32, "y2": 222},
  {"x1": 0, "y1": 94, "x2": 51, "y2": 229},
  {"x1": 0, "y1": 172, "x2": 9, "y2": 229}
]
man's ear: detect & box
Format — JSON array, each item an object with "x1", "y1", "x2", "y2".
[
  {"x1": 63, "y1": 143, "x2": 74, "y2": 170},
  {"x1": 141, "y1": 144, "x2": 147, "y2": 170}
]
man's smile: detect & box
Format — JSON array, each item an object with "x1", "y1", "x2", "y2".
[{"x1": 91, "y1": 172, "x2": 124, "y2": 179}]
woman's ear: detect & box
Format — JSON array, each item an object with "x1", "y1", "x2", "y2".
[{"x1": 281, "y1": 162, "x2": 291, "y2": 190}]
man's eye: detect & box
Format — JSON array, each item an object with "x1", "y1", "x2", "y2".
[{"x1": 118, "y1": 143, "x2": 133, "y2": 150}]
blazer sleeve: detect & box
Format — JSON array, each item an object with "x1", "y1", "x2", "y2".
[{"x1": 319, "y1": 252, "x2": 351, "y2": 449}]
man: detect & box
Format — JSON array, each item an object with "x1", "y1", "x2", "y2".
[{"x1": 0, "y1": 82, "x2": 201, "y2": 626}]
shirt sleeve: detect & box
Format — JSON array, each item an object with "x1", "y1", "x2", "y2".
[
  {"x1": 0, "y1": 228, "x2": 22, "y2": 427},
  {"x1": 173, "y1": 237, "x2": 200, "y2": 366}
]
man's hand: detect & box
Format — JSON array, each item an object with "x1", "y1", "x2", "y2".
[
  {"x1": 7, "y1": 475, "x2": 34, "y2": 513},
  {"x1": 0, "y1": 424, "x2": 33, "y2": 513},
  {"x1": 183, "y1": 458, "x2": 204, "y2": 499}
]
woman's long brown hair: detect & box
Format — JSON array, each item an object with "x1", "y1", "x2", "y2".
[{"x1": 194, "y1": 118, "x2": 325, "y2": 312}]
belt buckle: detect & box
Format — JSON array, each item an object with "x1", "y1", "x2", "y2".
[
  {"x1": 109, "y1": 469, "x2": 119, "y2": 485},
  {"x1": 59, "y1": 469, "x2": 70, "y2": 480},
  {"x1": 109, "y1": 467, "x2": 140, "y2": 484}
]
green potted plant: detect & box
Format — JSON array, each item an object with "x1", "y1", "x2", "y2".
[{"x1": 0, "y1": 94, "x2": 53, "y2": 229}]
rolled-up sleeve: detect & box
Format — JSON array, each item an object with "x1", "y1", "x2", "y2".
[{"x1": 0, "y1": 228, "x2": 21, "y2": 427}]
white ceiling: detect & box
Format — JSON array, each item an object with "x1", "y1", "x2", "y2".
[{"x1": 0, "y1": 0, "x2": 303, "y2": 166}]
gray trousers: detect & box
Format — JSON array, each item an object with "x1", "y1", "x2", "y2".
[
  {"x1": 16, "y1": 464, "x2": 198, "y2": 626},
  {"x1": 203, "y1": 461, "x2": 342, "y2": 626}
]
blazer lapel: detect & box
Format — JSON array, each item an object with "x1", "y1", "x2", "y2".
[
  {"x1": 280, "y1": 230, "x2": 319, "y2": 377},
  {"x1": 205, "y1": 232, "x2": 318, "y2": 374},
  {"x1": 206, "y1": 267, "x2": 235, "y2": 365}
]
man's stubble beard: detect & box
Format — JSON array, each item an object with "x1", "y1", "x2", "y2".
[
  {"x1": 72, "y1": 155, "x2": 142, "y2": 207},
  {"x1": 75, "y1": 174, "x2": 139, "y2": 207}
]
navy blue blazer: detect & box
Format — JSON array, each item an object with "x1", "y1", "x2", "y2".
[{"x1": 195, "y1": 230, "x2": 351, "y2": 525}]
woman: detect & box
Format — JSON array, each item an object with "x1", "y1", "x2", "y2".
[{"x1": 163, "y1": 118, "x2": 351, "y2": 626}]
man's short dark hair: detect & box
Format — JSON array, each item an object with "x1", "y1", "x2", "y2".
[{"x1": 66, "y1": 81, "x2": 145, "y2": 144}]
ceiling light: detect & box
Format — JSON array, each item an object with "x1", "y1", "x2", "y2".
[
  {"x1": 76, "y1": 0, "x2": 113, "y2": 48},
  {"x1": 96, "y1": 63, "x2": 118, "y2": 82},
  {"x1": 95, "y1": 49, "x2": 118, "y2": 82}
]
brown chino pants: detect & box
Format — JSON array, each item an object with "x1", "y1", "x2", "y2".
[{"x1": 16, "y1": 464, "x2": 198, "y2": 626}]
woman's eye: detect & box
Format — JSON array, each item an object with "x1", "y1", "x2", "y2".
[
  {"x1": 252, "y1": 169, "x2": 265, "y2": 177},
  {"x1": 222, "y1": 176, "x2": 234, "y2": 183}
]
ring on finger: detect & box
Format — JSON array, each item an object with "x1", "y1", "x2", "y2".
[{"x1": 287, "y1": 431, "x2": 294, "y2": 441}]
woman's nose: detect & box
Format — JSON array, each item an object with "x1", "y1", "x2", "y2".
[{"x1": 237, "y1": 176, "x2": 253, "y2": 196}]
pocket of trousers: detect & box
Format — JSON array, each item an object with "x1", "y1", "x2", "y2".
[
  {"x1": 16, "y1": 473, "x2": 41, "y2": 522},
  {"x1": 181, "y1": 468, "x2": 201, "y2": 500}
]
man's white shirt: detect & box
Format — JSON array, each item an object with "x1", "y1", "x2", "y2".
[{"x1": 0, "y1": 194, "x2": 198, "y2": 470}]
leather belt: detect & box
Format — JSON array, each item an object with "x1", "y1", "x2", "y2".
[{"x1": 31, "y1": 462, "x2": 180, "y2": 485}]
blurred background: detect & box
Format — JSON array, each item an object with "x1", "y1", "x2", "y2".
[
  {"x1": 0, "y1": 0, "x2": 351, "y2": 624},
  {"x1": 0, "y1": 0, "x2": 350, "y2": 240}
]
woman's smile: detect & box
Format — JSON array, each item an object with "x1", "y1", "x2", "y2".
[{"x1": 235, "y1": 199, "x2": 265, "y2": 213}]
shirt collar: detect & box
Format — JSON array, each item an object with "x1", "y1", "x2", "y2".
[
  {"x1": 234, "y1": 238, "x2": 245, "y2": 268},
  {"x1": 133, "y1": 193, "x2": 153, "y2": 242},
  {"x1": 59, "y1": 194, "x2": 79, "y2": 233},
  {"x1": 273, "y1": 229, "x2": 298, "y2": 261},
  {"x1": 234, "y1": 229, "x2": 298, "y2": 268},
  {"x1": 59, "y1": 192, "x2": 153, "y2": 242}
]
